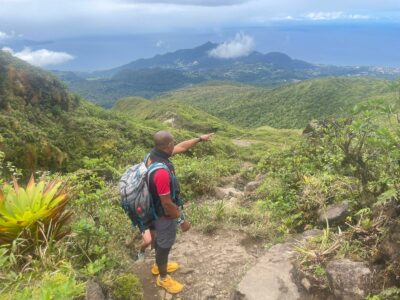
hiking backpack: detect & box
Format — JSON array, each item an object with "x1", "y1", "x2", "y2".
[{"x1": 119, "y1": 155, "x2": 169, "y2": 230}]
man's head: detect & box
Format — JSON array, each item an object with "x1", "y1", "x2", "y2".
[{"x1": 154, "y1": 130, "x2": 175, "y2": 156}]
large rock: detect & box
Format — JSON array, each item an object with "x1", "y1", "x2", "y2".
[
  {"x1": 234, "y1": 230, "x2": 322, "y2": 300},
  {"x1": 318, "y1": 202, "x2": 349, "y2": 224},
  {"x1": 326, "y1": 259, "x2": 372, "y2": 300},
  {"x1": 86, "y1": 279, "x2": 106, "y2": 300}
]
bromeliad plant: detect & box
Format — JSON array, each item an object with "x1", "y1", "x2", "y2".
[{"x1": 0, "y1": 176, "x2": 72, "y2": 249}]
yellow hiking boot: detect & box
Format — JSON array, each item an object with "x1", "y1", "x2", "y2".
[
  {"x1": 156, "y1": 275, "x2": 184, "y2": 294},
  {"x1": 151, "y1": 262, "x2": 180, "y2": 275}
]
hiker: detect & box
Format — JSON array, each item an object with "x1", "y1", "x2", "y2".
[{"x1": 148, "y1": 130, "x2": 214, "y2": 294}]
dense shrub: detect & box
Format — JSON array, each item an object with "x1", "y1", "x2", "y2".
[{"x1": 112, "y1": 273, "x2": 144, "y2": 300}]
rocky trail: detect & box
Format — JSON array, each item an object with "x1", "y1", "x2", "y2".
[
  {"x1": 84, "y1": 144, "x2": 389, "y2": 300},
  {"x1": 134, "y1": 228, "x2": 328, "y2": 300},
  {"x1": 132, "y1": 170, "x2": 327, "y2": 300},
  {"x1": 135, "y1": 228, "x2": 263, "y2": 300},
  {"x1": 132, "y1": 172, "x2": 259, "y2": 300},
  {"x1": 126, "y1": 155, "x2": 360, "y2": 300}
]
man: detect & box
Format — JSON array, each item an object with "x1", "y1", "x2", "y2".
[{"x1": 146, "y1": 130, "x2": 214, "y2": 294}]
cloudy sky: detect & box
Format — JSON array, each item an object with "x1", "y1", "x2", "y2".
[{"x1": 1, "y1": 0, "x2": 399, "y2": 70}]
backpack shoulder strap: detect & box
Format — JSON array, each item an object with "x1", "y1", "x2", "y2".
[
  {"x1": 143, "y1": 153, "x2": 151, "y2": 166},
  {"x1": 146, "y1": 162, "x2": 170, "y2": 184},
  {"x1": 147, "y1": 162, "x2": 168, "y2": 173}
]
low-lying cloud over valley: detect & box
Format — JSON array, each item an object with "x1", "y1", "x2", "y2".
[{"x1": 2, "y1": 47, "x2": 75, "y2": 67}]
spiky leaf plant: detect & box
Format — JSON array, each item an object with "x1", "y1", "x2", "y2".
[{"x1": 0, "y1": 176, "x2": 72, "y2": 247}]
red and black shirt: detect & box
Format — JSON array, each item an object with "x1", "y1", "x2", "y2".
[{"x1": 146, "y1": 148, "x2": 181, "y2": 218}]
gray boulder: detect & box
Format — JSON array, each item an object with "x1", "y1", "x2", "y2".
[
  {"x1": 326, "y1": 259, "x2": 372, "y2": 300},
  {"x1": 318, "y1": 202, "x2": 349, "y2": 224},
  {"x1": 234, "y1": 230, "x2": 322, "y2": 300},
  {"x1": 234, "y1": 243, "x2": 300, "y2": 300}
]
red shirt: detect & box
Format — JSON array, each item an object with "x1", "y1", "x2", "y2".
[{"x1": 153, "y1": 169, "x2": 171, "y2": 196}]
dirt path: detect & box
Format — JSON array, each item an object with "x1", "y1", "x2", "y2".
[
  {"x1": 134, "y1": 165, "x2": 262, "y2": 299},
  {"x1": 135, "y1": 228, "x2": 264, "y2": 300}
]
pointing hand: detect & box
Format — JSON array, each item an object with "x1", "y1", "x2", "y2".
[{"x1": 200, "y1": 133, "x2": 215, "y2": 142}]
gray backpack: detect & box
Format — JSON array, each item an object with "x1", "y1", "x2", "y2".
[{"x1": 119, "y1": 155, "x2": 169, "y2": 230}]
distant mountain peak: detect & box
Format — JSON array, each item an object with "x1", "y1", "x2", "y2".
[
  {"x1": 93, "y1": 42, "x2": 314, "y2": 78},
  {"x1": 197, "y1": 41, "x2": 218, "y2": 50}
]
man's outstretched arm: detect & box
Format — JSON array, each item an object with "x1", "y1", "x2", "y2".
[{"x1": 172, "y1": 133, "x2": 214, "y2": 155}]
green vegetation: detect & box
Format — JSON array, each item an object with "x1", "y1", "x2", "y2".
[
  {"x1": 0, "y1": 49, "x2": 257, "y2": 299},
  {"x1": 53, "y1": 43, "x2": 398, "y2": 108},
  {"x1": 0, "y1": 51, "x2": 159, "y2": 173},
  {"x1": 1, "y1": 50, "x2": 399, "y2": 298},
  {"x1": 0, "y1": 177, "x2": 71, "y2": 246},
  {"x1": 253, "y1": 101, "x2": 400, "y2": 293},
  {"x1": 55, "y1": 68, "x2": 204, "y2": 108},
  {"x1": 112, "y1": 273, "x2": 144, "y2": 300},
  {"x1": 1, "y1": 263, "x2": 85, "y2": 300},
  {"x1": 173, "y1": 155, "x2": 241, "y2": 200},
  {"x1": 159, "y1": 78, "x2": 393, "y2": 128},
  {"x1": 113, "y1": 96, "x2": 242, "y2": 136}
]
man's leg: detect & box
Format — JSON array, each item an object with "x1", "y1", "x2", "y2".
[
  {"x1": 155, "y1": 243, "x2": 171, "y2": 278},
  {"x1": 154, "y1": 218, "x2": 183, "y2": 294},
  {"x1": 152, "y1": 241, "x2": 179, "y2": 275},
  {"x1": 137, "y1": 229, "x2": 152, "y2": 261}
]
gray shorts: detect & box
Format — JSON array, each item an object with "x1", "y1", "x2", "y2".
[{"x1": 154, "y1": 217, "x2": 177, "y2": 248}]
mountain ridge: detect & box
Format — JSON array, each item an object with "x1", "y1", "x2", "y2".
[
  {"x1": 52, "y1": 42, "x2": 398, "y2": 108},
  {"x1": 98, "y1": 41, "x2": 314, "y2": 77}
]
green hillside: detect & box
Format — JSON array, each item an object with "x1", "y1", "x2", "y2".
[
  {"x1": 0, "y1": 51, "x2": 160, "y2": 173},
  {"x1": 0, "y1": 51, "x2": 249, "y2": 299},
  {"x1": 0, "y1": 51, "x2": 244, "y2": 173},
  {"x1": 113, "y1": 96, "x2": 242, "y2": 136},
  {"x1": 113, "y1": 96, "x2": 302, "y2": 163},
  {"x1": 159, "y1": 78, "x2": 393, "y2": 128}
]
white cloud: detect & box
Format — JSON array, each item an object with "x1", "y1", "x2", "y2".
[
  {"x1": 279, "y1": 11, "x2": 371, "y2": 22},
  {"x1": 208, "y1": 33, "x2": 254, "y2": 59},
  {"x1": 305, "y1": 11, "x2": 371, "y2": 21},
  {"x1": 2, "y1": 47, "x2": 74, "y2": 67},
  {"x1": 0, "y1": 1, "x2": 396, "y2": 39}
]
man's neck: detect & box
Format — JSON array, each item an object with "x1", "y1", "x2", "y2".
[{"x1": 152, "y1": 148, "x2": 171, "y2": 159}]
